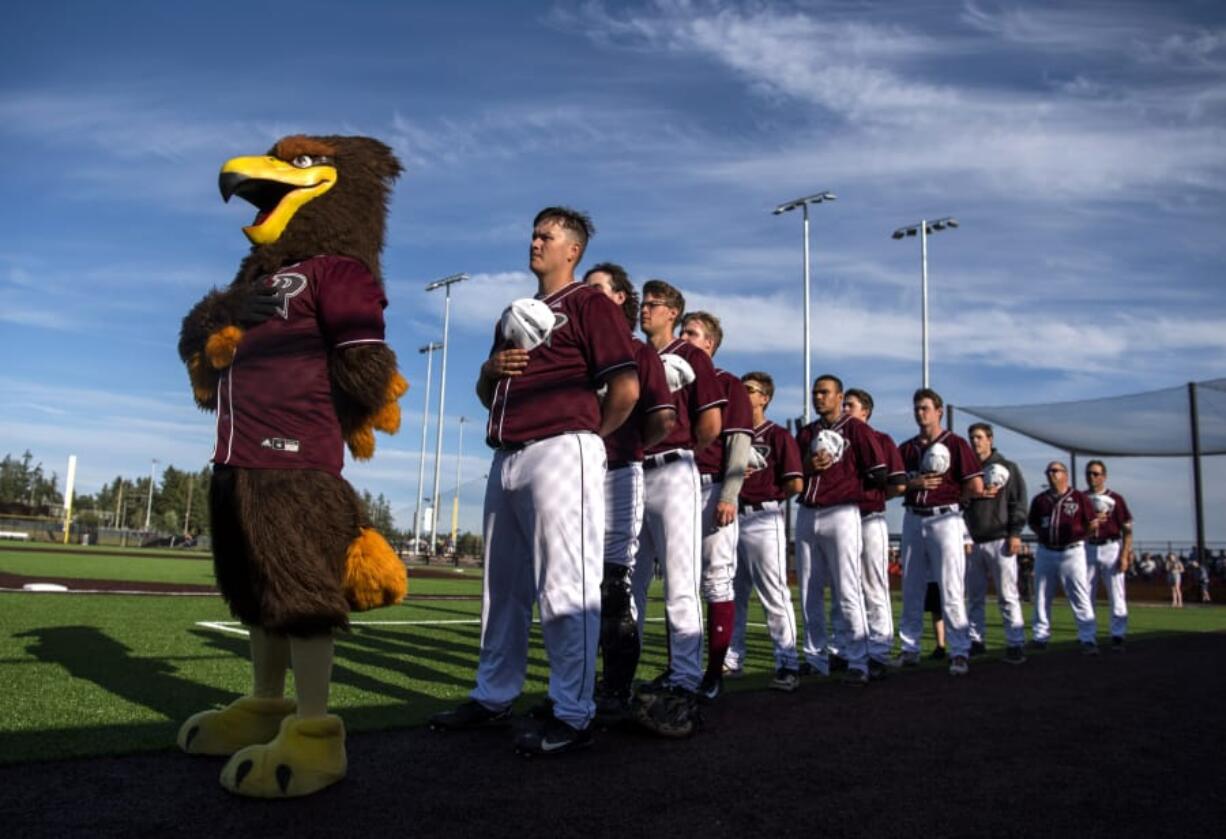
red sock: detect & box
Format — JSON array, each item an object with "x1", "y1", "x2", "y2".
[{"x1": 705, "y1": 601, "x2": 735, "y2": 678}]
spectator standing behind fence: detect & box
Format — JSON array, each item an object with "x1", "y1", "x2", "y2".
[{"x1": 1165, "y1": 553, "x2": 1184, "y2": 608}]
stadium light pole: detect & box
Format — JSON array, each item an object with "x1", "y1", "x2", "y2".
[
  {"x1": 773, "y1": 190, "x2": 836, "y2": 425},
  {"x1": 892, "y1": 217, "x2": 958, "y2": 388},
  {"x1": 143, "y1": 458, "x2": 159, "y2": 531},
  {"x1": 450, "y1": 416, "x2": 466, "y2": 552},
  {"x1": 413, "y1": 341, "x2": 443, "y2": 556},
  {"x1": 425, "y1": 272, "x2": 470, "y2": 556}
]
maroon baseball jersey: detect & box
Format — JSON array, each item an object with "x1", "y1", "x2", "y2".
[
  {"x1": 604, "y1": 337, "x2": 675, "y2": 464},
  {"x1": 1089, "y1": 489, "x2": 1133, "y2": 541},
  {"x1": 795, "y1": 414, "x2": 885, "y2": 508},
  {"x1": 644, "y1": 337, "x2": 725, "y2": 455},
  {"x1": 695, "y1": 369, "x2": 754, "y2": 477},
  {"x1": 1029, "y1": 488, "x2": 1096, "y2": 549},
  {"x1": 900, "y1": 430, "x2": 982, "y2": 508},
  {"x1": 486, "y1": 283, "x2": 636, "y2": 448},
  {"x1": 213, "y1": 255, "x2": 386, "y2": 477},
  {"x1": 858, "y1": 429, "x2": 905, "y2": 515},
  {"x1": 740, "y1": 420, "x2": 803, "y2": 505}
]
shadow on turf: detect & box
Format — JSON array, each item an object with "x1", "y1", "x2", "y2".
[{"x1": 15, "y1": 626, "x2": 236, "y2": 720}]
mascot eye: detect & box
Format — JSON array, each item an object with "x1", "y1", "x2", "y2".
[{"x1": 291, "y1": 155, "x2": 315, "y2": 168}]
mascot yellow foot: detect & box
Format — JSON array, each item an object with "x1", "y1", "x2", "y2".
[
  {"x1": 178, "y1": 695, "x2": 297, "y2": 756},
  {"x1": 220, "y1": 714, "x2": 347, "y2": 798}
]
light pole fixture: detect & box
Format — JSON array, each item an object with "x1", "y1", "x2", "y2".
[
  {"x1": 413, "y1": 340, "x2": 443, "y2": 555},
  {"x1": 144, "y1": 458, "x2": 159, "y2": 531},
  {"x1": 773, "y1": 190, "x2": 836, "y2": 425},
  {"x1": 891, "y1": 217, "x2": 958, "y2": 388},
  {"x1": 451, "y1": 416, "x2": 466, "y2": 551},
  {"x1": 425, "y1": 272, "x2": 470, "y2": 555}
]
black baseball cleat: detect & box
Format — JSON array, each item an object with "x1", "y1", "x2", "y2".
[
  {"x1": 525, "y1": 697, "x2": 555, "y2": 721},
  {"x1": 1081, "y1": 641, "x2": 1100, "y2": 657},
  {"x1": 1028, "y1": 639, "x2": 1048, "y2": 652},
  {"x1": 867, "y1": 658, "x2": 890, "y2": 681},
  {"x1": 828, "y1": 654, "x2": 850, "y2": 672},
  {"x1": 697, "y1": 673, "x2": 723, "y2": 704},
  {"x1": 842, "y1": 667, "x2": 869, "y2": 687},
  {"x1": 429, "y1": 700, "x2": 512, "y2": 731},
  {"x1": 770, "y1": 668, "x2": 800, "y2": 692},
  {"x1": 636, "y1": 670, "x2": 673, "y2": 696},
  {"x1": 928, "y1": 646, "x2": 947, "y2": 661},
  {"x1": 1004, "y1": 645, "x2": 1027, "y2": 665},
  {"x1": 1111, "y1": 636, "x2": 1126, "y2": 653},
  {"x1": 969, "y1": 641, "x2": 986, "y2": 657},
  {"x1": 514, "y1": 713, "x2": 593, "y2": 757}
]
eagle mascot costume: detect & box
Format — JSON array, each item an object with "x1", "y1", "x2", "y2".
[{"x1": 176, "y1": 135, "x2": 408, "y2": 797}]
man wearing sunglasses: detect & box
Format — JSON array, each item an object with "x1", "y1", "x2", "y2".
[
  {"x1": 1027, "y1": 462, "x2": 1099, "y2": 654},
  {"x1": 1084, "y1": 461, "x2": 1133, "y2": 651}
]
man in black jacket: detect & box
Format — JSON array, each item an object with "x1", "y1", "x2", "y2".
[{"x1": 963, "y1": 423, "x2": 1028, "y2": 664}]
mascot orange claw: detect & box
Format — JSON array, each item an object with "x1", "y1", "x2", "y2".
[{"x1": 176, "y1": 135, "x2": 408, "y2": 798}]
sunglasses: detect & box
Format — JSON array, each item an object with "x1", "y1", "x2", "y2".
[
  {"x1": 1087, "y1": 470, "x2": 1104, "y2": 476},
  {"x1": 1045, "y1": 468, "x2": 1066, "y2": 474}
]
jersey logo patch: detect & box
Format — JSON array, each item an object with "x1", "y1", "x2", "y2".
[
  {"x1": 261, "y1": 437, "x2": 301, "y2": 453},
  {"x1": 1062, "y1": 500, "x2": 1079, "y2": 516},
  {"x1": 265, "y1": 272, "x2": 308, "y2": 319}
]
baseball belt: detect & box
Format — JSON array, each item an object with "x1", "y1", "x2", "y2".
[{"x1": 643, "y1": 450, "x2": 685, "y2": 470}]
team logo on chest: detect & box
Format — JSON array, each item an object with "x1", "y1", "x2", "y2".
[
  {"x1": 265, "y1": 271, "x2": 308, "y2": 319},
  {"x1": 1062, "y1": 500, "x2": 1079, "y2": 516}
]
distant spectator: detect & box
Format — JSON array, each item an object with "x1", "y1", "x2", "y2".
[
  {"x1": 1165, "y1": 553, "x2": 1184, "y2": 608},
  {"x1": 1195, "y1": 560, "x2": 1211, "y2": 603}
]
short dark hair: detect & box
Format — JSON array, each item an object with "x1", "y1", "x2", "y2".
[
  {"x1": 844, "y1": 388, "x2": 874, "y2": 418},
  {"x1": 913, "y1": 387, "x2": 944, "y2": 410},
  {"x1": 968, "y1": 422, "x2": 993, "y2": 439},
  {"x1": 681, "y1": 311, "x2": 723, "y2": 352},
  {"x1": 642, "y1": 279, "x2": 685, "y2": 316},
  {"x1": 742, "y1": 371, "x2": 774, "y2": 402},
  {"x1": 533, "y1": 206, "x2": 594, "y2": 259},
  {"x1": 584, "y1": 262, "x2": 638, "y2": 329},
  {"x1": 1086, "y1": 459, "x2": 1107, "y2": 475},
  {"x1": 814, "y1": 374, "x2": 843, "y2": 394}
]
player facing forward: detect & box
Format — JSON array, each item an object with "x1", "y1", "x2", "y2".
[
  {"x1": 630, "y1": 279, "x2": 723, "y2": 732},
  {"x1": 962, "y1": 423, "x2": 1028, "y2": 664},
  {"x1": 794, "y1": 375, "x2": 886, "y2": 684},
  {"x1": 897, "y1": 388, "x2": 984, "y2": 676},
  {"x1": 842, "y1": 389, "x2": 906, "y2": 670},
  {"x1": 1084, "y1": 460, "x2": 1133, "y2": 651},
  {"x1": 679, "y1": 312, "x2": 753, "y2": 702},
  {"x1": 431, "y1": 207, "x2": 639, "y2": 755},
  {"x1": 583, "y1": 264, "x2": 676, "y2": 719},
  {"x1": 727, "y1": 372, "x2": 804, "y2": 690},
  {"x1": 1027, "y1": 461, "x2": 1099, "y2": 653}
]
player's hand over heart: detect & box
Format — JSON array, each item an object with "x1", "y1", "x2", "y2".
[
  {"x1": 910, "y1": 473, "x2": 942, "y2": 490},
  {"x1": 483, "y1": 348, "x2": 530, "y2": 378},
  {"x1": 810, "y1": 451, "x2": 833, "y2": 472},
  {"x1": 981, "y1": 484, "x2": 1001, "y2": 499}
]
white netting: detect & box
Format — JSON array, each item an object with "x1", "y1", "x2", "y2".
[{"x1": 959, "y1": 378, "x2": 1226, "y2": 457}]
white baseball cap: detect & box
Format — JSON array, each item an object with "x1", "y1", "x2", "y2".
[{"x1": 500, "y1": 298, "x2": 557, "y2": 351}]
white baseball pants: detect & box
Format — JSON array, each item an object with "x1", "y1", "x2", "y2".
[
  {"x1": 1032, "y1": 543, "x2": 1097, "y2": 644},
  {"x1": 603, "y1": 463, "x2": 645, "y2": 573},
  {"x1": 899, "y1": 509, "x2": 970, "y2": 658},
  {"x1": 631, "y1": 450, "x2": 704, "y2": 691},
  {"x1": 795, "y1": 504, "x2": 870, "y2": 671},
  {"x1": 729, "y1": 503, "x2": 799, "y2": 671},
  {"x1": 859, "y1": 513, "x2": 894, "y2": 663},
  {"x1": 700, "y1": 479, "x2": 738, "y2": 603},
  {"x1": 1086, "y1": 541, "x2": 1128, "y2": 639},
  {"x1": 965, "y1": 538, "x2": 1025, "y2": 648},
  {"x1": 470, "y1": 433, "x2": 605, "y2": 729}
]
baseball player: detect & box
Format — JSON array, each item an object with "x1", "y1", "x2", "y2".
[
  {"x1": 842, "y1": 388, "x2": 907, "y2": 670},
  {"x1": 897, "y1": 388, "x2": 984, "y2": 676},
  {"x1": 679, "y1": 311, "x2": 753, "y2": 702},
  {"x1": 1084, "y1": 460, "x2": 1132, "y2": 651},
  {"x1": 582, "y1": 263, "x2": 676, "y2": 719},
  {"x1": 629, "y1": 279, "x2": 723, "y2": 726},
  {"x1": 1027, "y1": 461, "x2": 1099, "y2": 653},
  {"x1": 962, "y1": 423, "x2": 1029, "y2": 664},
  {"x1": 727, "y1": 371, "x2": 803, "y2": 690},
  {"x1": 430, "y1": 207, "x2": 639, "y2": 755},
  {"x1": 793, "y1": 375, "x2": 886, "y2": 684}
]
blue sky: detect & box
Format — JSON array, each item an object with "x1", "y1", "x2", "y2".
[{"x1": 2, "y1": 0, "x2": 1224, "y2": 543}]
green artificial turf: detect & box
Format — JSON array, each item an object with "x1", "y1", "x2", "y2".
[{"x1": 0, "y1": 569, "x2": 1222, "y2": 764}]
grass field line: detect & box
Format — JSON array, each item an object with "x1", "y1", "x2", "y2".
[
  {"x1": 1, "y1": 586, "x2": 219, "y2": 597},
  {"x1": 195, "y1": 616, "x2": 773, "y2": 638}
]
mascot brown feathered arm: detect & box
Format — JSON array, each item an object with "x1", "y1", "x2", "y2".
[
  {"x1": 177, "y1": 272, "x2": 277, "y2": 410},
  {"x1": 331, "y1": 343, "x2": 407, "y2": 460}
]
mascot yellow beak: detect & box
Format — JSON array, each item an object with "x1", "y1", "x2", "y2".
[{"x1": 219, "y1": 156, "x2": 337, "y2": 245}]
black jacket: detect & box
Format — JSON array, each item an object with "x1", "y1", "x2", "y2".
[{"x1": 963, "y1": 450, "x2": 1027, "y2": 543}]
